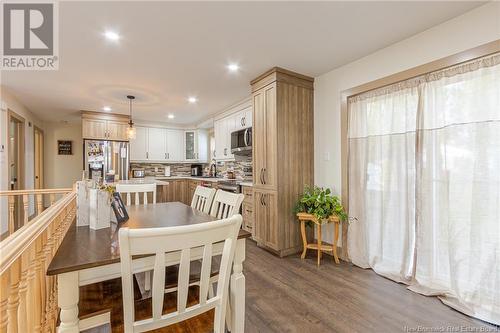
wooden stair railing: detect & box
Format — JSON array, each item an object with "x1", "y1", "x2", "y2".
[
  {"x1": 0, "y1": 189, "x2": 76, "y2": 333},
  {"x1": 0, "y1": 188, "x2": 72, "y2": 238}
]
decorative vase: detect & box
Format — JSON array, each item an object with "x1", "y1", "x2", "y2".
[{"x1": 89, "y1": 188, "x2": 111, "y2": 230}]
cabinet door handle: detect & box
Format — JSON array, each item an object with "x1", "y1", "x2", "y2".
[
  {"x1": 263, "y1": 168, "x2": 266, "y2": 184},
  {"x1": 224, "y1": 148, "x2": 227, "y2": 156},
  {"x1": 146, "y1": 152, "x2": 149, "y2": 159},
  {"x1": 259, "y1": 168, "x2": 264, "y2": 184},
  {"x1": 260, "y1": 193, "x2": 264, "y2": 206},
  {"x1": 243, "y1": 117, "x2": 246, "y2": 127}
]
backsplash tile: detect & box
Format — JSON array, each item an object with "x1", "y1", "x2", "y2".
[
  {"x1": 131, "y1": 156, "x2": 253, "y2": 181},
  {"x1": 130, "y1": 163, "x2": 199, "y2": 177}
]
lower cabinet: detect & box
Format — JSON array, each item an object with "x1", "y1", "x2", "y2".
[
  {"x1": 241, "y1": 186, "x2": 254, "y2": 234},
  {"x1": 157, "y1": 180, "x2": 189, "y2": 205},
  {"x1": 253, "y1": 188, "x2": 279, "y2": 251}
]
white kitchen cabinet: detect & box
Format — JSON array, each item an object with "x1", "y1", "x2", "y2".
[
  {"x1": 234, "y1": 106, "x2": 252, "y2": 130},
  {"x1": 184, "y1": 131, "x2": 196, "y2": 161},
  {"x1": 147, "y1": 127, "x2": 167, "y2": 161},
  {"x1": 166, "y1": 129, "x2": 183, "y2": 161},
  {"x1": 197, "y1": 129, "x2": 209, "y2": 162},
  {"x1": 214, "y1": 116, "x2": 237, "y2": 160},
  {"x1": 129, "y1": 126, "x2": 148, "y2": 160}
]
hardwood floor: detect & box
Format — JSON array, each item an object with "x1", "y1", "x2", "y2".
[{"x1": 83, "y1": 239, "x2": 495, "y2": 333}]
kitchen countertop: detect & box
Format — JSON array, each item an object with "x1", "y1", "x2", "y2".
[
  {"x1": 111, "y1": 178, "x2": 170, "y2": 186},
  {"x1": 154, "y1": 176, "x2": 220, "y2": 182},
  {"x1": 239, "y1": 182, "x2": 253, "y2": 187}
]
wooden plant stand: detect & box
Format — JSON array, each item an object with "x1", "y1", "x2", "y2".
[{"x1": 297, "y1": 212, "x2": 341, "y2": 266}]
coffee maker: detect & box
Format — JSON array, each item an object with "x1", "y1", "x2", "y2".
[{"x1": 191, "y1": 164, "x2": 203, "y2": 177}]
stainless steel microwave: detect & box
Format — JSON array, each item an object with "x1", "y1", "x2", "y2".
[{"x1": 231, "y1": 128, "x2": 252, "y2": 155}]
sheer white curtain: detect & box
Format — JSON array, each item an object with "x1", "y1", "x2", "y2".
[
  {"x1": 347, "y1": 53, "x2": 500, "y2": 325},
  {"x1": 347, "y1": 85, "x2": 418, "y2": 283},
  {"x1": 409, "y1": 57, "x2": 500, "y2": 324}
]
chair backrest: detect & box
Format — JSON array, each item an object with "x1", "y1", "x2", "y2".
[
  {"x1": 190, "y1": 186, "x2": 216, "y2": 214},
  {"x1": 119, "y1": 215, "x2": 242, "y2": 332},
  {"x1": 209, "y1": 190, "x2": 244, "y2": 219},
  {"x1": 116, "y1": 183, "x2": 156, "y2": 206}
]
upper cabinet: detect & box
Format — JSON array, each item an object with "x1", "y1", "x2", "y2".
[
  {"x1": 82, "y1": 111, "x2": 129, "y2": 141},
  {"x1": 129, "y1": 126, "x2": 208, "y2": 163},
  {"x1": 129, "y1": 126, "x2": 148, "y2": 160},
  {"x1": 166, "y1": 129, "x2": 184, "y2": 161},
  {"x1": 213, "y1": 99, "x2": 252, "y2": 161},
  {"x1": 233, "y1": 106, "x2": 252, "y2": 130}
]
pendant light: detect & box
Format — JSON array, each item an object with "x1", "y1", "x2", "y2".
[{"x1": 126, "y1": 95, "x2": 136, "y2": 140}]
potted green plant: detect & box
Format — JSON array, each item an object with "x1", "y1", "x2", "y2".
[{"x1": 294, "y1": 186, "x2": 348, "y2": 225}]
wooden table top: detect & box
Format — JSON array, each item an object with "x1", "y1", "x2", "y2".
[{"x1": 47, "y1": 202, "x2": 251, "y2": 276}]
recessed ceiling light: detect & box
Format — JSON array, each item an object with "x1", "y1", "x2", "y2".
[
  {"x1": 102, "y1": 106, "x2": 112, "y2": 112},
  {"x1": 103, "y1": 30, "x2": 120, "y2": 41},
  {"x1": 227, "y1": 63, "x2": 239, "y2": 72},
  {"x1": 167, "y1": 114, "x2": 175, "y2": 119},
  {"x1": 188, "y1": 96, "x2": 197, "y2": 104}
]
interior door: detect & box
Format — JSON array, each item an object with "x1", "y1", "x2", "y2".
[
  {"x1": 8, "y1": 111, "x2": 25, "y2": 228},
  {"x1": 34, "y1": 126, "x2": 44, "y2": 189},
  {"x1": 166, "y1": 129, "x2": 184, "y2": 161},
  {"x1": 129, "y1": 126, "x2": 148, "y2": 160},
  {"x1": 147, "y1": 128, "x2": 167, "y2": 161}
]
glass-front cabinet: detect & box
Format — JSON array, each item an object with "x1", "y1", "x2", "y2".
[{"x1": 185, "y1": 131, "x2": 196, "y2": 160}]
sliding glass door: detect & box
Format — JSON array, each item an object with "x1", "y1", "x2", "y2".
[{"x1": 347, "y1": 53, "x2": 500, "y2": 325}]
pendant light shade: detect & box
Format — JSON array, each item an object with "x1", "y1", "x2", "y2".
[{"x1": 126, "y1": 95, "x2": 136, "y2": 140}]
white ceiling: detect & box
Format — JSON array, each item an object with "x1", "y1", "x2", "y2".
[{"x1": 1, "y1": 1, "x2": 483, "y2": 125}]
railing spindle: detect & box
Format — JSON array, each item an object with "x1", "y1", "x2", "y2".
[
  {"x1": 36, "y1": 193, "x2": 43, "y2": 216},
  {"x1": 22, "y1": 194, "x2": 29, "y2": 226},
  {"x1": 8, "y1": 196, "x2": 15, "y2": 235}
]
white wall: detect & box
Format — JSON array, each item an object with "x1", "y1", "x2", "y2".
[
  {"x1": 44, "y1": 121, "x2": 83, "y2": 189},
  {"x1": 314, "y1": 2, "x2": 500, "y2": 244},
  {"x1": 0, "y1": 86, "x2": 45, "y2": 234}
]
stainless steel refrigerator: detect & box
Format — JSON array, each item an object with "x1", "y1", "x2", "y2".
[{"x1": 84, "y1": 140, "x2": 129, "y2": 182}]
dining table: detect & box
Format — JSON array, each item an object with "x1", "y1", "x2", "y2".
[{"x1": 47, "y1": 201, "x2": 251, "y2": 333}]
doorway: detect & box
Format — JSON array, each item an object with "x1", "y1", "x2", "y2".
[
  {"x1": 8, "y1": 110, "x2": 25, "y2": 228},
  {"x1": 34, "y1": 126, "x2": 44, "y2": 189}
]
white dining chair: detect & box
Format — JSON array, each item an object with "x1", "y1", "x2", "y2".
[
  {"x1": 115, "y1": 183, "x2": 157, "y2": 206},
  {"x1": 191, "y1": 185, "x2": 216, "y2": 214},
  {"x1": 118, "y1": 215, "x2": 242, "y2": 333},
  {"x1": 209, "y1": 190, "x2": 245, "y2": 219},
  {"x1": 115, "y1": 183, "x2": 157, "y2": 293}
]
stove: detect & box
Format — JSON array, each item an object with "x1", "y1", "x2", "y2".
[{"x1": 217, "y1": 179, "x2": 242, "y2": 193}]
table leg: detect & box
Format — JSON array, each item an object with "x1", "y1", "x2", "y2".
[
  {"x1": 230, "y1": 239, "x2": 246, "y2": 333},
  {"x1": 333, "y1": 222, "x2": 340, "y2": 264},
  {"x1": 317, "y1": 224, "x2": 322, "y2": 266},
  {"x1": 300, "y1": 221, "x2": 307, "y2": 259},
  {"x1": 58, "y1": 271, "x2": 79, "y2": 333}
]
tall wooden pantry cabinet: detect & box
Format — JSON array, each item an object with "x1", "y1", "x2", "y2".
[{"x1": 251, "y1": 67, "x2": 314, "y2": 257}]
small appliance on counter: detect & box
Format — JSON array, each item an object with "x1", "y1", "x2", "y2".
[
  {"x1": 164, "y1": 166, "x2": 171, "y2": 177},
  {"x1": 132, "y1": 168, "x2": 145, "y2": 178},
  {"x1": 191, "y1": 164, "x2": 203, "y2": 177}
]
